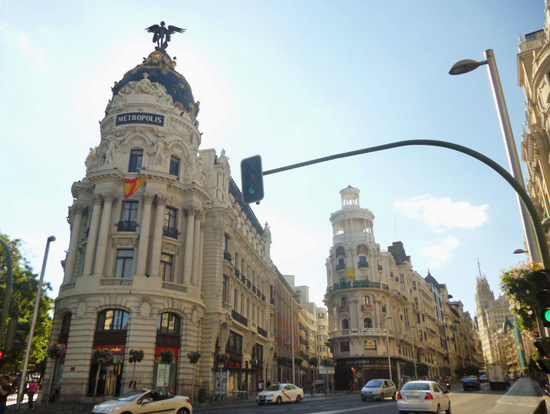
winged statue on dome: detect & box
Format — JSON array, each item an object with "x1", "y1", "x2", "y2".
[{"x1": 145, "y1": 21, "x2": 186, "y2": 51}]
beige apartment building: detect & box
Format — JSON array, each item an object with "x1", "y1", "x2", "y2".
[{"x1": 324, "y1": 186, "x2": 483, "y2": 389}]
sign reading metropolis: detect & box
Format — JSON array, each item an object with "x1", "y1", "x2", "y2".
[{"x1": 116, "y1": 113, "x2": 165, "y2": 126}]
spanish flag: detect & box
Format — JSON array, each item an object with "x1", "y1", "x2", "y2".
[{"x1": 124, "y1": 176, "x2": 151, "y2": 199}]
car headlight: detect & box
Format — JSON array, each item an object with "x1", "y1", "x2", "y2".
[
  {"x1": 93, "y1": 405, "x2": 124, "y2": 413},
  {"x1": 267, "y1": 393, "x2": 274, "y2": 397}
]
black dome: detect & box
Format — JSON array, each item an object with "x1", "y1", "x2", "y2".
[{"x1": 112, "y1": 50, "x2": 198, "y2": 116}]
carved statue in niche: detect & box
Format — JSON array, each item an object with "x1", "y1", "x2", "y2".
[
  {"x1": 149, "y1": 138, "x2": 169, "y2": 166},
  {"x1": 104, "y1": 136, "x2": 121, "y2": 166},
  {"x1": 184, "y1": 153, "x2": 196, "y2": 180},
  {"x1": 85, "y1": 147, "x2": 99, "y2": 173},
  {"x1": 218, "y1": 149, "x2": 229, "y2": 165}
]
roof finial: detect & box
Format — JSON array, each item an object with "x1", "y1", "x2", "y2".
[{"x1": 145, "y1": 21, "x2": 186, "y2": 52}]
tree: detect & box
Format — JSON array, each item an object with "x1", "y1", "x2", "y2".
[
  {"x1": 417, "y1": 363, "x2": 429, "y2": 377},
  {"x1": 0, "y1": 233, "x2": 54, "y2": 374},
  {"x1": 403, "y1": 362, "x2": 416, "y2": 377}
]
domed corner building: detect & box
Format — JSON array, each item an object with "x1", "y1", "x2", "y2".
[{"x1": 45, "y1": 33, "x2": 277, "y2": 401}]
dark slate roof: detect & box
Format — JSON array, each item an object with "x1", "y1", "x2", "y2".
[
  {"x1": 112, "y1": 50, "x2": 198, "y2": 115},
  {"x1": 229, "y1": 179, "x2": 264, "y2": 235},
  {"x1": 425, "y1": 272, "x2": 440, "y2": 288},
  {"x1": 388, "y1": 241, "x2": 410, "y2": 266}
]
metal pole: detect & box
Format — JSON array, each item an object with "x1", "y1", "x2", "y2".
[
  {"x1": 290, "y1": 295, "x2": 295, "y2": 384},
  {"x1": 385, "y1": 317, "x2": 392, "y2": 381},
  {"x1": 0, "y1": 238, "x2": 13, "y2": 348},
  {"x1": 484, "y1": 49, "x2": 541, "y2": 262},
  {"x1": 17, "y1": 236, "x2": 55, "y2": 410}
]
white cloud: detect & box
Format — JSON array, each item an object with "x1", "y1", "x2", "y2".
[
  {"x1": 394, "y1": 195, "x2": 488, "y2": 232},
  {"x1": 420, "y1": 236, "x2": 461, "y2": 268}
]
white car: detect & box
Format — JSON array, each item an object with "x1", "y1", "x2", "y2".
[
  {"x1": 360, "y1": 379, "x2": 397, "y2": 401},
  {"x1": 397, "y1": 380, "x2": 451, "y2": 414},
  {"x1": 256, "y1": 383, "x2": 304, "y2": 405},
  {"x1": 92, "y1": 389, "x2": 192, "y2": 414}
]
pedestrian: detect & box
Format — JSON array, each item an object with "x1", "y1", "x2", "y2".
[
  {"x1": 0, "y1": 376, "x2": 14, "y2": 414},
  {"x1": 27, "y1": 380, "x2": 38, "y2": 410}
]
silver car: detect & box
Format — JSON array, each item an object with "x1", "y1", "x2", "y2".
[
  {"x1": 360, "y1": 379, "x2": 397, "y2": 401},
  {"x1": 397, "y1": 380, "x2": 450, "y2": 414}
]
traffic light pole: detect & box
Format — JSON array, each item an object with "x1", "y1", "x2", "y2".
[{"x1": 261, "y1": 139, "x2": 550, "y2": 269}]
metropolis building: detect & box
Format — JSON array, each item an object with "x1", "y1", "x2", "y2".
[{"x1": 45, "y1": 35, "x2": 279, "y2": 398}]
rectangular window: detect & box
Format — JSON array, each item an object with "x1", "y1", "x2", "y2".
[
  {"x1": 128, "y1": 149, "x2": 143, "y2": 172},
  {"x1": 223, "y1": 275, "x2": 229, "y2": 303},
  {"x1": 340, "y1": 341, "x2": 350, "y2": 352},
  {"x1": 160, "y1": 253, "x2": 174, "y2": 282},
  {"x1": 118, "y1": 201, "x2": 138, "y2": 231},
  {"x1": 163, "y1": 207, "x2": 178, "y2": 238},
  {"x1": 115, "y1": 249, "x2": 134, "y2": 278},
  {"x1": 358, "y1": 256, "x2": 367, "y2": 267},
  {"x1": 169, "y1": 156, "x2": 180, "y2": 177}
]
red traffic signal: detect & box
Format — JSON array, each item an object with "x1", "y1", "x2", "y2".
[{"x1": 0, "y1": 349, "x2": 4, "y2": 359}]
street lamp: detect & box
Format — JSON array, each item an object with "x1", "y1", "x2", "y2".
[
  {"x1": 450, "y1": 49, "x2": 541, "y2": 263},
  {"x1": 385, "y1": 317, "x2": 393, "y2": 381},
  {"x1": 17, "y1": 236, "x2": 55, "y2": 410},
  {"x1": 290, "y1": 292, "x2": 301, "y2": 385}
]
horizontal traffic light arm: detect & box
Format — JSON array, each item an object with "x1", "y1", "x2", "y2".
[{"x1": 260, "y1": 139, "x2": 550, "y2": 268}]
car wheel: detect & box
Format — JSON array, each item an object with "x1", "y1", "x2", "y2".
[
  {"x1": 361, "y1": 396, "x2": 366, "y2": 401},
  {"x1": 446, "y1": 401, "x2": 452, "y2": 414},
  {"x1": 434, "y1": 404, "x2": 441, "y2": 414},
  {"x1": 258, "y1": 402, "x2": 264, "y2": 405},
  {"x1": 177, "y1": 409, "x2": 190, "y2": 414},
  {"x1": 379, "y1": 393, "x2": 384, "y2": 401},
  {"x1": 295, "y1": 395, "x2": 302, "y2": 403},
  {"x1": 276, "y1": 396, "x2": 282, "y2": 404}
]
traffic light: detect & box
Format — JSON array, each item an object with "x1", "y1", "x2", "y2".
[
  {"x1": 533, "y1": 269, "x2": 550, "y2": 327},
  {"x1": 240, "y1": 155, "x2": 264, "y2": 204},
  {"x1": 534, "y1": 337, "x2": 550, "y2": 358}
]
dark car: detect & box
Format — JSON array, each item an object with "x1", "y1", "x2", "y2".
[{"x1": 463, "y1": 376, "x2": 481, "y2": 391}]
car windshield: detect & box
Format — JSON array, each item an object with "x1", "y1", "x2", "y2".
[
  {"x1": 265, "y1": 385, "x2": 282, "y2": 391},
  {"x1": 464, "y1": 378, "x2": 476, "y2": 382},
  {"x1": 402, "y1": 383, "x2": 430, "y2": 391},
  {"x1": 365, "y1": 380, "x2": 383, "y2": 387},
  {"x1": 114, "y1": 390, "x2": 145, "y2": 401}
]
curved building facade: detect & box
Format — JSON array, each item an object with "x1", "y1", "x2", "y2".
[{"x1": 46, "y1": 47, "x2": 277, "y2": 399}]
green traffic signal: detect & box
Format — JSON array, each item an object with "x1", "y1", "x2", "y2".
[
  {"x1": 544, "y1": 309, "x2": 550, "y2": 323},
  {"x1": 241, "y1": 155, "x2": 264, "y2": 204}
]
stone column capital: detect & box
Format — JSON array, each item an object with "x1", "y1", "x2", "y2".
[
  {"x1": 143, "y1": 193, "x2": 155, "y2": 204},
  {"x1": 155, "y1": 195, "x2": 168, "y2": 206}
]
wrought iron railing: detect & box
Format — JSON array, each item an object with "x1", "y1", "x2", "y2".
[
  {"x1": 231, "y1": 309, "x2": 248, "y2": 326},
  {"x1": 163, "y1": 226, "x2": 179, "y2": 239},
  {"x1": 117, "y1": 220, "x2": 137, "y2": 232}
]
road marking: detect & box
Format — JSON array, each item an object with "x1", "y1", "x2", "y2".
[{"x1": 305, "y1": 403, "x2": 388, "y2": 414}]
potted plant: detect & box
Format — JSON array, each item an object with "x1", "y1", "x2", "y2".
[
  {"x1": 91, "y1": 348, "x2": 113, "y2": 397},
  {"x1": 128, "y1": 349, "x2": 144, "y2": 389},
  {"x1": 187, "y1": 351, "x2": 201, "y2": 403},
  {"x1": 47, "y1": 343, "x2": 66, "y2": 398}
]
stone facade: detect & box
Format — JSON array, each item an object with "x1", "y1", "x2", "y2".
[{"x1": 324, "y1": 186, "x2": 483, "y2": 388}]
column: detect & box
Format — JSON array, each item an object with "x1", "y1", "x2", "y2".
[
  {"x1": 93, "y1": 194, "x2": 115, "y2": 276},
  {"x1": 183, "y1": 207, "x2": 196, "y2": 285},
  {"x1": 149, "y1": 196, "x2": 166, "y2": 278},
  {"x1": 82, "y1": 195, "x2": 102, "y2": 276},
  {"x1": 64, "y1": 204, "x2": 85, "y2": 282},
  {"x1": 196, "y1": 223, "x2": 205, "y2": 287},
  {"x1": 191, "y1": 211, "x2": 202, "y2": 286},
  {"x1": 136, "y1": 193, "x2": 154, "y2": 276}
]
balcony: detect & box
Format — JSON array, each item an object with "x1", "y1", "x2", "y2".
[
  {"x1": 329, "y1": 328, "x2": 384, "y2": 339},
  {"x1": 235, "y1": 269, "x2": 240, "y2": 277},
  {"x1": 361, "y1": 304, "x2": 373, "y2": 311},
  {"x1": 117, "y1": 220, "x2": 137, "y2": 232},
  {"x1": 336, "y1": 264, "x2": 346, "y2": 271},
  {"x1": 328, "y1": 280, "x2": 388, "y2": 292},
  {"x1": 358, "y1": 261, "x2": 368, "y2": 268},
  {"x1": 338, "y1": 306, "x2": 348, "y2": 312},
  {"x1": 231, "y1": 309, "x2": 248, "y2": 326},
  {"x1": 163, "y1": 226, "x2": 179, "y2": 239},
  {"x1": 257, "y1": 326, "x2": 268, "y2": 338},
  {"x1": 223, "y1": 251, "x2": 232, "y2": 262}
]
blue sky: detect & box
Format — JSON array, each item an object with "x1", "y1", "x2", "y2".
[{"x1": 0, "y1": 1, "x2": 544, "y2": 316}]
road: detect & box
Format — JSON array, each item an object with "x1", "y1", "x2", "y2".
[{"x1": 195, "y1": 378, "x2": 546, "y2": 414}]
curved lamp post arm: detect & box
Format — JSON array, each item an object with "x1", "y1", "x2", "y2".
[{"x1": 263, "y1": 139, "x2": 550, "y2": 268}]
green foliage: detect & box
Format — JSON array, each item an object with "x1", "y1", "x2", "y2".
[
  {"x1": 417, "y1": 363, "x2": 429, "y2": 377},
  {"x1": 128, "y1": 349, "x2": 144, "y2": 364},
  {"x1": 0, "y1": 233, "x2": 54, "y2": 373},
  {"x1": 187, "y1": 351, "x2": 201, "y2": 364},
  {"x1": 500, "y1": 262, "x2": 543, "y2": 332},
  {"x1": 294, "y1": 357, "x2": 303, "y2": 367},
  {"x1": 276, "y1": 356, "x2": 290, "y2": 367},
  {"x1": 403, "y1": 362, "x2": 416, "y2": 377},
  {"x1": 308, "y1": 357, "x2": 318, "y2": 367}
]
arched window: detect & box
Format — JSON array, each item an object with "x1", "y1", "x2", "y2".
[
  {"x1": 364, "y1": 318, "x2": 372, "y2": 328},
  {"x1": 96, "y1": 309, "x2": 129, "y2": 331},
  {"x1": 157, "y1": 312, "x2": 181, "y2": 335},
  {"x1": 342, "y1": 319, "x2": 349, "y2": 330}
]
